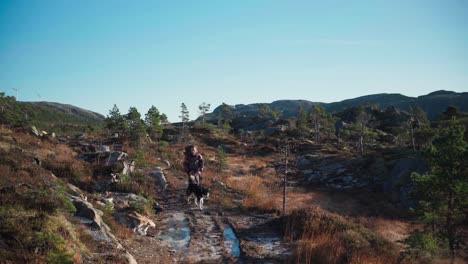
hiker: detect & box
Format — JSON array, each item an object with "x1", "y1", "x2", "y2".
[{"x1": 183, "y1": 145, "x2": 204, "y2": 185}]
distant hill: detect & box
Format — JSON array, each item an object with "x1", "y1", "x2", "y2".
[
  {"x1": 209, "y1": 90, "x2": 468, "y2": 121},
  {"x1": 22, "y1": 101, "x2": 105, "y2": 133},
  {"x1": 0, "y1": 95, "x2": 104, "y2": 134},
  {"x1": 29, "y1": 101, "x2": 105, "y2": 122}
]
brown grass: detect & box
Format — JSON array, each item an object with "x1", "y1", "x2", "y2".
[
  {"x1": 356, "y1": 216, "x2": 412, "y2": 244},
  {"x1": 284, "y1": 208, "x2": 400, "y2": 264},
  {"x1": 295, "y1": 234, "x2": 346, "y2": 264},
  {"x1": 227, "y1": 175, "x2": 279, "y2": 212},
  {"x1": 102, "y1": 214, "x2": 134, "y2": 239}
]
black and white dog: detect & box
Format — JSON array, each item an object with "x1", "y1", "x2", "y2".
[{"x1": 186, "y1": 182, "x2": 210, "y2": 210}]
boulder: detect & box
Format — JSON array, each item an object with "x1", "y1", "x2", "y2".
[
  {"x1": 30, "y1": 126, "x2": 40, "y2": 137},
  {"x1": 125, "y1": 212, "x2": 155, "y2": 236},
  {"x1": 149, "y1": 166, "x2": 167, "y2": 191},
  {"x1": 122, "y1": 160, "x2": 135, "y2": 175},
  {"x1": 70, "y1": 196, "x2": 104, "y2": 229},
  {"x1": 98, "y1": 145, "x2": 111, "y2": 152},
  {"x1": 110, "y1": 193, "x2": 149, "y2": 211},
  {"x1": 106, "y1": 151, "x2": 128, "y2": 165}
]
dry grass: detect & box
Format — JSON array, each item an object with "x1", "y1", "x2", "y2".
[
  {"x1": 102, "y1": 214, "x2": 134, "y2": 239},
  {"x1": 35, "y1": 141, "x2": 78, "y2": 163},
  {"x1": 295, "y1": 234, "x2": 346, "y2": 264},
  {"x1": 284, "y1": 208, "x2": 400, "y2": 264},
  {"x1": 356, "y1": 216, "x2": 412, "y2": 244},
  {"x1": 227, "y1": 175, "x2": 280, "y2": 212}
]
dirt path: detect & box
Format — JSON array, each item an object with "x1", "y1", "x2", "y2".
[{"x1": 123, "y1": 166, "x2": 292, "y2": 263}]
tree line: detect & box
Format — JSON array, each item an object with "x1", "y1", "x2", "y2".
[{"x1": 104, "y1": 104, "x2": 168, "y2": 147}]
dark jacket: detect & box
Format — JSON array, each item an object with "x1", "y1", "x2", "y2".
[{"x1": 183, "y1": 153, "x2": 204, "y2": 175}]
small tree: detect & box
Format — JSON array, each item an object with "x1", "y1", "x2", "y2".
[
  {"x1": 0, "y1": 93, "x2": 26, "y2": 127},
  {"x1": 410, "y1": 118, "x2": 468, "y2": 263},
  {"x1": 160, "y1": 113, "x2": 169, "y2": 125},
  {"x1": 407, "y1": 107, "x2": 429, "y2": 151},
  {"x1": 354, "y1": 105, "x2": 372, "y2": 155},
  {"x1": 215, "y1": 145, "x2": 227, "y2": 172},
  {"x1": 178, "y1": 103, "x2": 191, "y2": 143},
  {"x1": 198, "y1": 102, "x2": 211, "y2": 125},
  {"x1": 105, "y1": 104, "x2": 127, "y2": 136},
  {"x1": 279, "y1": 140, "x2": 291, "y2": 216},
  {"x1": 218, "y1": 103, "x2": 233, "y2": 132},
  {"x1": 125, "y1": 107, "x2": 146, "y2": 147},
  {"x1": 258, "y1": 103, "x2": 271, "y2": 118},
  {"x1": 297, "y1": 105, "x2": 308, "y2": 129},
  {"x1": 145, "y1": 105, "x2": 163, "y2": 142},
  {"x1": 179, "y1": 103, "x2": 190, "y2": 126},
  {"x1": 310, "y1": 105, "x2": 326, "y2": 142}
]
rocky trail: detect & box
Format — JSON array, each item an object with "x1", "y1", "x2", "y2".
[{"x1": 123, "y1": 166, "x2": 291, "y2": 263}]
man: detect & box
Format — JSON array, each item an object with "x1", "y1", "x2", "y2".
[{"x1": 183, "y1": 145, "x2": 204, "y2": 185}]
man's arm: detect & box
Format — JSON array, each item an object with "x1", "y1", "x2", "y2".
[
  {"x1": 198, "y1": 154, "x2": 204, "y2": 172},
  {"x1": 183, "y1": 159, "x2": 190, "y2": 174}
]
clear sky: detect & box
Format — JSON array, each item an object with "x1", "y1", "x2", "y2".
[{"x1": 1, "y1": 0, "x2": 467, "y2": 122}]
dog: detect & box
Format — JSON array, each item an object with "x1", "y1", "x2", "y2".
[{"x1": 186, "y1": 182, "x2": 210, "y2": 210}]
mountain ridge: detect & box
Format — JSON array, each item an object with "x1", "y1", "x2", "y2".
[{"x1": 210, "y1": 90, "x2": 467, "y2": 121}]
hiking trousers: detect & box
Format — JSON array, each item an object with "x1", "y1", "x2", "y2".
[{"x1": 188, "y1": 172, "x2": 202, "y2": 185}]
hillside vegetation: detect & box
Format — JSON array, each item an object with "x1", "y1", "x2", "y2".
[
  {"x1": 0, "y1": 92, "x2": 466, "y2": 263},
  {"x1": 0, "y1": 93, "x2": 103, "y2": 134}
]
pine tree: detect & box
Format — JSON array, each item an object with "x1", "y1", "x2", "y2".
[
  {"x1": 105, "y1": 104, "x2": 127, "y2": 136},
  {"x1": 297, "y1": 105, "x2": 308, "y2": 129},
  {"x1": 215, "y1": 145, "x2": 227, "y2": 171},
  {"x1": 354, "y1": 105, "x2": 371, "y2": 155},
  {"x1": 145, "y1": 105, "x2": 163, "y2": 142},
  {"x1": 125, "y1": 107, "x2": 146, "y2": 147},
  {"x1": 310, "y1": 105, "x2": 325, "y2": 142},
  {"x1": 198, "y1": 102, "x2": 211, "y2": 124},
  {"x1": 179, "y1": 103, "x2": 189, "y2": 125},
  {"x1": 218, "y1": 103, "x2": 232, "y2": 131},
  {"x1": 410, "y1": 118, "x2": 468, "y2": 263},
  {"x1": 258, "y1": 103, "x2": 271, "y2": 118}
]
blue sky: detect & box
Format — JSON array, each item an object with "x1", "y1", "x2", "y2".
[{"x1": 1, "y1": 0, "x2": 467, "y2": 122}]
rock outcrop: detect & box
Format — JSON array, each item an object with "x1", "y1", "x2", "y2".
[
  {"x1": 149, "y1": 166, "x2": 167, "y2": 191},
  {"x1": 66, "y1": 184, "x2": 137, "y2": 264}
]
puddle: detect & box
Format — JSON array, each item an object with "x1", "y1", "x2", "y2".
[
  {"x1": 223, "y1": 226, "x2": 240, "y2": 258},
  {"x1": 157, "y1": 213, "x2": 191, "y2": 251}
]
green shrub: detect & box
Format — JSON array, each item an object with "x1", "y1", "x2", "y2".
[{"x1": 401, "y1": 230, "x2": 440, "y2": 258}]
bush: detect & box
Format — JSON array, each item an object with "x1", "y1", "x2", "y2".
[
  {"x1": 283, "y1": 208, "x2": 399, "y2": 264},
  {"x1": 401, "y1": 230, "x2": 440, "y2": 259},
  {"x1": 43, "y1": 160, "x2": 91, "y2": 184},
  {"x1": 0, "y1": 207, "x2": 75, "y2": 263}
]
